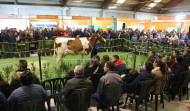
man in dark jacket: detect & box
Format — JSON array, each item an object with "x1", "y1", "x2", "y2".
[
  {"x1": 4, "y1": 30, "x2": 13, "y2": 43},
  {"x1": 184, "y1": 49, "x2": 190, "y2": 67},
  {"x1": 8, "y1": 71, "x2": 47, "y2": 111},
  {"x1": 63, "y1": 65, "x2": 93, "y2": 97},
  {"x1": 147, "y1": 50, "x2": 159, "y2": 63}
]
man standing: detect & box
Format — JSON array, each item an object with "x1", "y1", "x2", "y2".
[{"x1": 8, "y1": 71, "x2": 47, "y2": 111}]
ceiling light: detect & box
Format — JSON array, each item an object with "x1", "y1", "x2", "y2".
[
  {"x1": 149, "y1": 3, "x2": 156, "y2": 7},
  {"x1": 108, "y1": 6, "x2": 117, "y2": 9},
  {"x1": 154, "y1": 0, "x2": 161, "y2": 3},
  {"x1": 117, "y1": 0, "x2": 125, "y2": 4},
  {"x1": 73, "y1": 0, "x2": 81, "y2": 2}
]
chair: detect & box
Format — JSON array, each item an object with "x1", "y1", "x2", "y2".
[
  {"x1": 123, "y1": 80, "x2": 153, "y2": 111},
  {"x1": 46, "y1": 92, "x2": 65, "y2": 111},
  {"x1": 164, "y1": 71, "x2": 174, "y2": 102},
  {"x1": 97, "y1": 84, "x2": 122, "y2": 111},
  {"x1": 150, "y1": 77, "x2": 166, "y2": 111},
  {"x1": 178, "y1": 70, "x2": 189, "y2": 101},
  {"x1": 42, "y1": 78, "x2": 64, "y2": 95},
  {"x1": 0, "y1": 83, "x2": 10, "y2": 98},
  {"x1": 17, "y1": 99, "x2": 45, "y2": 111},
  {"x1": 65, "y1": 88, "x2": 92, "y2": 111},
  {"x1": 62, "y1": 76, "x2": 73, "y2": 87},
  {"x1": 86, "y1": 73, "x2": 103, "y2": 93}
]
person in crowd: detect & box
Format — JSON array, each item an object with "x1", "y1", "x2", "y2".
[
  {"x1": 65, "y1": 69, "x2": 74, "y2": 78},
  {"x1": 122, "y1": 69, "x2": 139, "y2": 94},
  {"x1": 64, "y1": 29, "x2": 70, "y2": 36},
  {"x1": 131, "y1": 33, "x2": 138, "y2": 41},
  {"x1": 184, "y1": 49, "x2": 190, "y2": 67},
  {"x1": 4, "y1": 30, "x2": 13, "y2": 43},
  {"x1": 0, "y1": 74, "x2": 10, "y2": 98},
  {"x1": 0, "y1": 90, "x2": 8, "y2": 111},
  {"x1": 170, "y1": 50, "x2": 180, "y2": 70},
  {"x1": 161, "y1": 57, "x2": 170, "y2": 72},
  {"x1": 63, "y1": 65, "x2": 92, "y2": 98},
  {"x1": 170, "y1": 56, "x2": 189, "y2": 100},
  {"x1": 90, "y1": 33, "x2": 99, "y2": 58},
  {"x1": 171, "y1": 32, "x2": 179, "y2": 41},
  {"x1": 112, "y1": 55, "x2": 127, "y2": 75},
  {"x1": 93, "y1": 61, "x2": 123, "y2": 109},
  {"x1": 10, "y1": 60, "x2": 40, "y2": 91},
  {"x1": 126, "y1": 61, "x2": 154, "y2": 91},
  {"x1": 84, "y1": 58, "x2": 102, "y2": 76},
  {"x1": 147, "y1": 50, "x2": 159, "y2": 63},
  {"x1": 148, "y1": 59, "x2": 166, "y2": 94},
  {"x1": 8, "y1": 71, "x2": 47, "y2": 111},
  {"x1": 100, "y1": 55, "x2": 110, "y2": 73}
]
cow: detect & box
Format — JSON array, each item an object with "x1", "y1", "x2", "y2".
[{"x1": 53, "y1": 35, "x2": 106, "y2": 67}]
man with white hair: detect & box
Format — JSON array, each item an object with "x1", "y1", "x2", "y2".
[
  {"x1": 63, "y1": 65, "x2": 92, "y2": 94},
  {"x1": 171, "y1": 32, "x2": 178, "y2": 41}
]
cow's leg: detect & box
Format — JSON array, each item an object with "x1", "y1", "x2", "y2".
[{"x1": 56, "y1": 52, "x2": 64, "y2": 69}]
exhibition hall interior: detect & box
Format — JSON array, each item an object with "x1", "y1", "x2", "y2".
[{"x1": 1, "y1": 0, "x2": 190, "y2": 111}]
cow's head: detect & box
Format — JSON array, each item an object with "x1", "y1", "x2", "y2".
[{"x1": 94, "y1": 34, "x2": 106, "y2": 43}]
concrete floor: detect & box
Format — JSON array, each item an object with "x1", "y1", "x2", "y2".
[{"x1": 89, "y1": 93, "x2": 189, "y2": 111}]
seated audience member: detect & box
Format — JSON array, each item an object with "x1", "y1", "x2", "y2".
[
  {"x1": 161, "y1": 57, "x2": 171, "y2": 72},
  {"x1": 0, "y1": 74, "x2": 10, "y2": 98},
  {"x1": 122, "y1": 69, "x2": 139, "y2": 94},
  {"x1": 170, "y1": 50, "x2": 180, "y2": 70},
  {"x1": 93, "y1": 61, "x2": 123, "y2": 109},
  {"x1": 84, "y1": 58, "x2": 102, "y2": 76},
  {"x1": 184, "y1": 49, "x2": 190, "y2": 67},
  {"x1": 127, "y1": 61, "x2": 154, "y2": 91},
  {"x1": 10, "y1": 60, "x2": 40, "y2": 91},
  {"x1": 148, "y1": 59, "x2": 166, "y2": 94},
  {"x1": 8, "y1": 71, "x2": 47, "y2": 111},
  {"x1": 147, "y1": 50, "x2": 159, "y2": 63},
  {"x1": 0, "y1": 90, "x2": 8, "y2": 111},
  {"x1": 100, "y1": 55, "x2": 110, "y2": 73},
  {"x1": 63, "y1": 65, "x2": 92, "y2": 97},
  {"x1": 85, "y1": 55, "x2": 100, "y2": 69},
  {"x1": 112, "y1": 55, "x2": 127, "y2": 75},
  {"x1": 65, "y1": 69, "x2": 74, "y2": 77},
  {"x1": 170, "y1": 56, "x2": 189, "y2": 100}
]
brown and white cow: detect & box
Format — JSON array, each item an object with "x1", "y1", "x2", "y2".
[{"x1": 53, "y1": 35, "x2": 106, "y2": 66}]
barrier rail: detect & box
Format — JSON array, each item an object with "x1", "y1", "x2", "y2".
[{"x1": 0, "y1": 38, "x2": 187, "y2": 59}]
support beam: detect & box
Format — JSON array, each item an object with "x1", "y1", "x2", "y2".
[
  {"x1": 159, "y1": 0, "x2": 183, "y2": 14},
  {"x1": 102, "y1": 0, "x2": 113, "y2": 9},
  {"x1": 14, "y1": 0, "x2": 18, "y2": 5},
  {"x1": 62, "y1": 0, "x2": 68, "y2": 7},
  {"x1": 162, "y1": 0, "x2": 183, "y2": 8},
  {"x1": 133, "y1": 0, "x2": 151, "y2": 12}
]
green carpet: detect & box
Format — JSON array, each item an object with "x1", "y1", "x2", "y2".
[{"x1": 0, "y1": 52, "x2": 148, "y2": 82}]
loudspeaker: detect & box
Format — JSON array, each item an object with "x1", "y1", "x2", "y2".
[{"x1": 122, "y1": 23, "x2": 125, "y2": 30}]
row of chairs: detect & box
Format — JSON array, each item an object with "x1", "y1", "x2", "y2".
[{"x1": 123, "y1": 70, "x2": 190, "y2": 111}]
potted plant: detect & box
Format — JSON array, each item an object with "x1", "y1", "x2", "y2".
[
  {"x1": 2, "y1": 65, "x2": 13, "y2": 81},
  {"x1": 41, "y1": 39, "x2": 45, "y2": 56},
  {"x1": 14, "y1": 42, "x2": 19, "y2": 58},
  {"x1": 25, "y1": 39, "x2": 30, "y2": 57},
  {"x1": 43, "y1": 62, "x2": 52, "y2": 80},
  {"x1": 19, "y1": 41, "x2": 25, "y2": 57},
  {"x1": 45, "y1": 40, "x2": 50, "y2": 56}
]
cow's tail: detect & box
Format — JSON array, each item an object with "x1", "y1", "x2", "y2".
[{"x1": 53, "y1": 39, "x2": 56, "y2": 59}]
